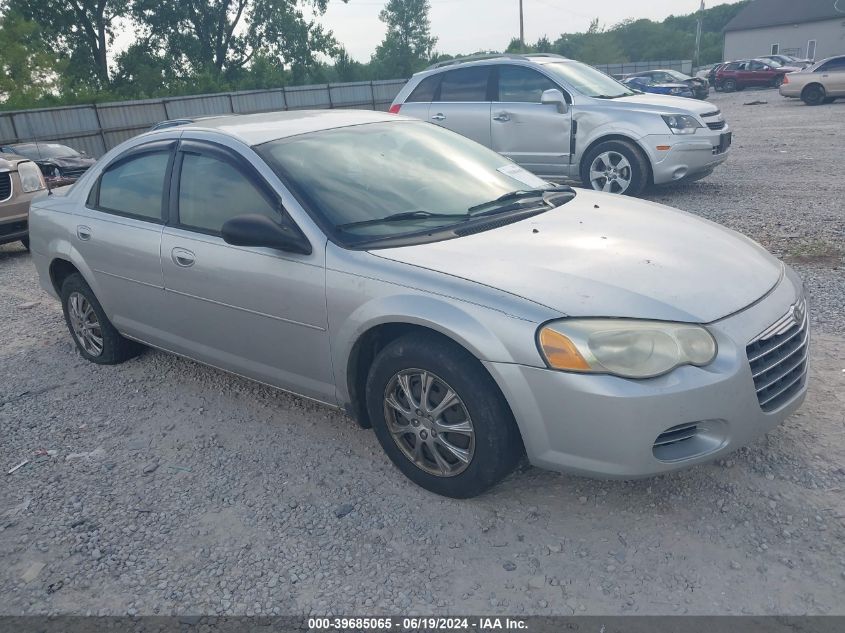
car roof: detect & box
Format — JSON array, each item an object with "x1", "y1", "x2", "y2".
[{"x1": 176, "y1": 109, "x2": 399, "y2": 146}]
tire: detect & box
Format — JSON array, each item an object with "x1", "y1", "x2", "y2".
[
  {"x1": 60, "y1": 273, "x2": 142, "y2": 365},
  {"x1": 20, "y1": 236, "x2": 29, "y2": 250},
  {"x1": 822, "y1": 97, "x2": 836, "y2": 104},
  {"x1": 722, "y1": 78, "x2": 737, "y2": 92},
  {"x1": 365, "y1": 333, "x2": 523, "y2": 498},
  {"x1": 579, "y1": 139, "x2": 650, "y2": 197},
  {"x1": 801, "y1": 84, "x2": 826, "y2": 106}
]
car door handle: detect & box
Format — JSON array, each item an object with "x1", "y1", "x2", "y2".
[
  {"x1": 431, "y1": 113, "x2": 446, "y2": 121},
  {"x1": 76, "y1": 225, "x2": 92, "y2": 241},
  {"x1": 492, "y1": 113, "x2": 511, "y2": 122},
  {"x1": 171, "y1": 248, "x2": 195, "y2": 268}
]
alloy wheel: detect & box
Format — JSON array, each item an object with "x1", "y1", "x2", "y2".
[
  {"x1": 589, "y1": 151, "x2": 633, "y2": 194},
  {"x1": 68, "y1": 292, "x2": 104, "y2": 356},
  {"x1": 383, "y1": 369, "x2": 475, "y2": 477}
]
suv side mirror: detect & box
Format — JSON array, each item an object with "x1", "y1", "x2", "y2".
[
  {"x1": 221, "y1": 213, "x2": 312, "y2": 255},
  {"x1": 540, "y1": 89, "x2": 568, "y2": 113}
]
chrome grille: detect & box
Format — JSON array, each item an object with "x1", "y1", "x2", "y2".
[
  {"x1": 707, "y1": 120, "x2": 726, "y2": 130},
  {"x1": 746, "y1": 298, "x2": 809, "y2": 412},
  {"x1": 0, "y1": 173, "x2": 11, "y2": 202}
]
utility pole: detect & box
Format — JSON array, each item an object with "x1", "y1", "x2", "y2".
[
  {"x1": 694, "y1": 1, "x2": 705, "y2": 69},
  {"x1": 519, "y1": 0, "x2": 525, "y2": 49}
]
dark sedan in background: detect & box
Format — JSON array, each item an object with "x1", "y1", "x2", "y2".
[
  {"x1": 622, "y1": 76, "x2": 695, "y2": 98},
  {"x1": 0, "y1": 142, "x2": 96, "y2": 187},
  {"x1": 624, "y1": 69, "x2": 709, "y2": 99}
]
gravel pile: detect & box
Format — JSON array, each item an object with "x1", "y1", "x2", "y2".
[{"x1": 1, "y1": 87, "x2": 843, "y2": 616}]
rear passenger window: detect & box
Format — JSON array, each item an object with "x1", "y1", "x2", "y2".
[
  {"x1": 819, "y1": 58, "x2": 845, "y2": 71},
  {"x1": 407, "y1": 75, "x2": 440, "y2": 102},
  {"x1": 177, "y1": 152, "x2": 278, "y2": 234},
  {"x1": 97, "y1": 151, "x2": 170, "y2": 221},
  {"x1": 497, "y1": 66, "x2": 559, "y2": 103},
  {"x1": 438, "y1": 67, "x2": 491, "y2": 102}
]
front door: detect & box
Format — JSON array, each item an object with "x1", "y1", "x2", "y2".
[
  {"x1": 490, "y1": 64, "x2": 572, "y2": 179},
  {"x1": 428, "y1": 65, "x2": 493, "y2": 147},
  {"x1": 159, "y1": 140, "x2": 335, "y2": 403}
]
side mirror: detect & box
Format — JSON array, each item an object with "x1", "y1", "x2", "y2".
[
  {"x1": 540, "y1": 88, "x2": 568, "y2": 113},
  {"x1": 221, "y1": 213, "x2": 312, "y2": 255}
]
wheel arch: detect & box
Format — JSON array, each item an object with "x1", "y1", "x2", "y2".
[
  {"x1": 801, "y1": 82, "x2": 826, "y2": 99},
  {"x1": 579, "y1": 133, "x2": 654, "y2": 186}
]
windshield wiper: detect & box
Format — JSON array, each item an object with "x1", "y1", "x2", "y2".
[
  {"x1": 337, "y1": 210, "x2": 468, "y2": 230},
  {"x1": 467, "y1": 185, "x2": 573, "y2": 215}
]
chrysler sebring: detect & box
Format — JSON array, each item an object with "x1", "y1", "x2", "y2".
[{"x1": 28, "y1": 111, "x2": 808, "y2": 498}]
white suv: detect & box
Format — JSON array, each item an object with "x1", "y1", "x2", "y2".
[{"x1": 390, "y1": 54, "x2": 731, "y2": 196}]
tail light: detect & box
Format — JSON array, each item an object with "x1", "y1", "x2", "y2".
[
  {"x1": 782, "y1": 75, "x2": 789, "y2": 84},
  {"x1": 388, "y1": 104, "x2": 402, "y2": 114}
]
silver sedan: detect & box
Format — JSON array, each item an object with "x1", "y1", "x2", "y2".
[{"x1": 28, "y1": 110, "x2": 808, "y2": 498}]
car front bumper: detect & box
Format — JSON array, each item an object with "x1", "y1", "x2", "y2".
[
  {"x1": 644, "y1": 128, "x2": 731, "y2": 185},
  {"x1": 484, "y1": 267, "x2": 807, "y2": 478}
]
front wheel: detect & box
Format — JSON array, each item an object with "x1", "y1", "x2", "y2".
[
  {"x1": 580, "y1": 139, "x2": 650, "y2": 196},
  {"x1": 366, "y1": 333, "x2": 523, "y2": 498}
]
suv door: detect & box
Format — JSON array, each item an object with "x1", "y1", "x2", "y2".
[
  {"x1": 429, "y1": 65, "x2": 493, "y2": 146},
  {"x1": 490, "y1": 64, "x2": 572, "y2": 179},
  {"x1": 748, "y1": 60, "x2": 770, "y2": 85},
  {"x1": 817, "y1": 57, "x2": 845, "y2": 95},
  {"x1": 400, "y1": 73, "x2": 439, "y2": 121},
  {"x1": 160, "y1": 140, "x2": 335, "y2": 403},
  {"x1": 77, "y1": 140, "x2": 174, "y2": 342}
]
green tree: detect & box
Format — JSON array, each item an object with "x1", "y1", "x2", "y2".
[
  {"x1": 131, "y1": 0, "x2": 344, "y2": 82},
  {"x1": 8, "y1": 0, "x2": 130, "y2": 89},
  {"x1": 372, "y1": 0, "x2": 437, "y2": 79},
  {"x1": 0, "y1": 11, "x2": 64, "y2": 107}
]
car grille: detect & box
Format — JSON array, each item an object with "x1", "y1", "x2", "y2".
[
  {"x1": 746, "y1": 298, "x2": 809, "y2": 412},
  {"x1": 0, "y1": 173, "x2": 11, "y2": 202},
  {"x1": 706, "y1": 120, "x2": 726, "y2": 130}
]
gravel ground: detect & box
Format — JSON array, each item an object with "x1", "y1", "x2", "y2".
[{"x1": 1, "y1": 88, "x2": 844, "y2": 617}]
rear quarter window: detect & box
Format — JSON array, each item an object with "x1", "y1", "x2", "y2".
[{"x1": 407, "y1": 75, "x2": 440, "y2": 102}]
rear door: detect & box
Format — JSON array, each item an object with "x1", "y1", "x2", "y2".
[
  {"x1": 817, "y1": 57, "x2": 845, "y2": 95},
  {"x1": 159, "y1": 140, "x2": 335, "y2": 403},
  {"x1": 748, "y1": 60, "x2": 770, "y2": 85},
  {"x1": 398, "y1": 74, "x2": 439, "y2": 121},
  {"x1": 428, "y1": 65, "x2": 493, "y2": 147},
  {"x1": 490, "y1": 64, "x2": 572, "y2": 179},
  {"x1": 74, "y1": 140, "x2": 174, "y2": 343}
]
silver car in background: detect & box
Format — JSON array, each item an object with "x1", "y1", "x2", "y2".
[
  {"x1": 28, "y1": 111, "x2": 806, "y2": 498},
  {"x1": 779, "y1": 55, "x2": 845, "y2": 105},
  {"x1": 390, "y1": 54, "x2": 731, "y2": 196}
]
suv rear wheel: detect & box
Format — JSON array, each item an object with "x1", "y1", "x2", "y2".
[
  {"x1": 722, "y1": 78, "x2": 737, "y2": 92},
  {"x1": 580, "y1": 139, "x2": 649, "y2": 197}
]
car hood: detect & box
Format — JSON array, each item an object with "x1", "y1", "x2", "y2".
[
  {"x1": 609, "y1": 93, "x2": 716, "y2": 115},
  {"x1": 372, "y1": 190, "x2": 782, "y2": 323}
]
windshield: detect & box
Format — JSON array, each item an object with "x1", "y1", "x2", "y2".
[
  {"x1": 762, "y1": 58, "x2": 783, "y2": 67},
  {"x1": 664, "y1": 70, "x2": 692, "y2": 81},
  {"x1": 11, "y1": 143, "x2": 80, "y2": 159},
  {"x1": 257, "y1": 121, "x2": 563, "y2": 247},
  {"x1": 543, "y1": 61, "x2": 635, "y2": 98}
]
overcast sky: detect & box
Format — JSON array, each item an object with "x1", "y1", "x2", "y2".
[{"x1": 317, "y1": 0, "x2": 745, "y2": 61}]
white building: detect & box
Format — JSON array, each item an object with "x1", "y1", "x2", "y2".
[{"x1": 723, "y1": 0, "x2": 845, "y2": 62}]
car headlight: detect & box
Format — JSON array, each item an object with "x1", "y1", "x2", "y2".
[
  {"x1": 18, "y1": 161, "x2": 46, "y2": 193},
  {"x1": 662, "y1": 114, "x2": 703, "y2": 135},
  {"x1": 537, "y1": 319, "x2": 717, "y2": 379}
]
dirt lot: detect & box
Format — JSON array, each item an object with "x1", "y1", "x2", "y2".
[{"x1": 1, "y1": 89, "x2": 844, "y2": 617}]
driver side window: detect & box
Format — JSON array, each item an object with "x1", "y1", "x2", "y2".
[{"x1": 177, "y1": 152, "x2": 279, "y2": 234}]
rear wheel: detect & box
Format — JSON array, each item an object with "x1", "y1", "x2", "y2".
[
  {"x1": 580, "y1": 139, "x2": 650, "y2": 197},
  {"x1": 801, "y1": 84, "x2": 826, "y2": 106},
  {"x1": 722, "y1": 78, "x2": 737, "y2": 92},
  {"x1": 366, "y1": 333, "x2": 523, "y2": 498},
  {"x1": 60, "y1": 273, "x2": 142, "y2": 364}
]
